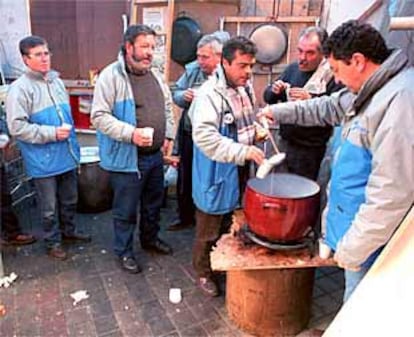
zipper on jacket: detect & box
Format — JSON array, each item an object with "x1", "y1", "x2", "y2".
[{"x1": 46, "y1": 81, "x2": 79, "y2": 168}]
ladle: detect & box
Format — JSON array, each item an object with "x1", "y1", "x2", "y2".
[{"x1": 255, "y1": 117, "x2": 287, "y2": 179}]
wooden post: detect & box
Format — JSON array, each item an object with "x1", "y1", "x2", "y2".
[{"x1": 164, "y1": 0, "x2": 175, "y2": 82}]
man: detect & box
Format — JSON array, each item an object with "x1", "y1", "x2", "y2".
[
  {"x1": 1, "y1": 110, "x2": 36, "y2": 246},
  {"x1": 189, "y1": 36, "x2": 265, "y2": 296},
  {"x1": 263, "y1": 26, "x2": 341, "y2": 180},
  {"x1": 6, "y1": 36, "x2": 90, "y2": 260},
  {"x1": 91, "y1": 25, "x2": 175, "y2": 274},
  {"x1": 260, "y1": 21, "x2": 414, "y2": 301},
  {"x1": 168, "y1": 32, "x2": 229, "y2": 231}
]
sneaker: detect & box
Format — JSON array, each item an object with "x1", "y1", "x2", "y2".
[
  {"x1": 119, "y1": 256, "x2": 141, "y2": 274},
  {"x1": 47, "y1": 246, "x2": 68, "y2": 260},
  {"x1": 198, "y1": 277, "x2": 219, "y2": 297},
  {"x1": 62, "y1": 233, "x2": 92, "y2": 243},
  {"x1": 4, "y1": 233, "x2": 36, "y2": 246}
]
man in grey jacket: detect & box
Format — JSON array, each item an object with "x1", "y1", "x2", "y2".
[
  {"x1": 91, "y1": 25, "x2": 175, "y2": 273},
  {"x1": 190, "y1": 36, "x2": 265, "y2": 296},
  {"x1": 168, "y1": 32, "x2": 228, "y2": 231},
  {"x1": 6, "y1": 36, "x2": 90, "y2": 260},
  {"x1": 260, "y1": 21, "x2": 414, "y2": 301}
]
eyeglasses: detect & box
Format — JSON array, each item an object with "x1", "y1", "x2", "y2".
[{"x1": 27, "y1": 51, "x2": 52, "y2": 59}]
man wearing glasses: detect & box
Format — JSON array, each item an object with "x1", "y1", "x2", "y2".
[{"x1": 6, "y1": 35, "x2": 91, "y2": 260}]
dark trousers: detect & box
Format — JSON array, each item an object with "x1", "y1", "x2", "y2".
[
  {"x1": 192, "y1": 209, "x2": 232, "y2": 277},
  {"x1": 34, "y1": 169, "x2": 78, "y2": 248},
  {"x1": 0, "y1": 167, "x2": 20, "y2": 239},
  {"x1": 285, "y1": 142, "x2": 327, "y2": 181},
  {"x1": 176, "y1": 130, "x2": 195, "y2": 226},
  {"x1": 110, "y1": 151, "x2": 164, "y2": 258}
]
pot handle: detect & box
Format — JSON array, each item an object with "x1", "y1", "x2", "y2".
[{"x1": 262, "y1": 202, "x2": 287, "y2": 212}]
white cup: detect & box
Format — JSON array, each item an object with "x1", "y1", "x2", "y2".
[
  {"x1": 318, "y1": 239, "x2": 332, "y2": 259},
  {"x1": 61, "y1": 122, "x2": 73, "y2": 131},
  {"x1": 169, "y1": 288, "x2": 182, "y2": 304},
  {"x1": 142, "y1": 127, "x2": 154, "y2": 145},
  {"x1": 285, "y1": 87, "x2": 293, "y2": 101}
]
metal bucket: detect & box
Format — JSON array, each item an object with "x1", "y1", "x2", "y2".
[{"x1": 77, "y1": 147, "x2": 112, "y2": 213}]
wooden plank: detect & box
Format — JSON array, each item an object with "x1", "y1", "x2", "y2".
[
  {"x1": 292, "y1": 0, "x2": 310, "y2": 16},
  {"x1": 210, "y1": 211, "x2": 336, "y2": 271},
  {"x1": 223, "y1": 15, "x2": 319, "y2": 23},
  {"x1": 308, "y1": 0, "x2": 323, "y2": 16},
  {"x1": 324, "y1": 206, "x2": 414, "y2": 336},
  {"x1": 253, "y1": 0, "x2": 274, "y2": 16},
  {"x1": 278, "y1": 0, "x2": 293, "y2": 16}
]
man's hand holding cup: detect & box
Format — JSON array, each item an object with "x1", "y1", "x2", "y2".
[{"x1": 132, "y1": 127, "x2": 154, "y2": 147}]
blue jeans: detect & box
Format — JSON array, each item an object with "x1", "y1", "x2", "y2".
[
  {"x1": 110, "y1": 151, "x2": 164, "y2": 258},
  {"x1": 343, "y1": 264, "x2": 371, "y2": 302},
  {"x1": 34, "y1": 169, "x2": 78, "y2": 248}
]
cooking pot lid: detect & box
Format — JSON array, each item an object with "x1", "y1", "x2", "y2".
[
  {"x1": 249, "y1": 24, "x2": 287, "y2": 64},
  {"x1": 248, "y1": 173, "x2": 320, "y2": 199}
]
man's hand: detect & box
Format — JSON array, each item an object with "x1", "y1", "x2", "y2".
[
  {"x1": 271, "y1": 80, "x2": 289, "y2": 95},
  {"x1": 132, "y1": 128, "x2": 153, "y2": 147},
  {"x1": 56, "y1": 126, "x2": 71, "y2": 141},
  {"x1": 183, "y1": 89, "x2": 195, "y2": 102},
  {"x1": 287, "y1": 87, "x2": 312, "y2": 101},
  {"x1": 161, "y1": 138, "x2": 171, "y2": 156},
  {"x1": 256, "y1": 105, "x2": 276, "y2": 125},
  {"x1": 246, "y1": 145, "x2": 265, "y2": 165},
  {"x1": 334, "y1": 253, "x2": 361, "y2": 272}
]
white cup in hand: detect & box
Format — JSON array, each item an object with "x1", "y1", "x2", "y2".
[
  {"x1": 61, "y1": 122, "x2": 73, "y2": 131},
  {"x1": 142, "y1": 127, "x2": 154, "y2": 145}
]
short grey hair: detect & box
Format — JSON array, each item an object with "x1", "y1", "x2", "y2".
[
  {"x1": 197, "y1": 31, "x2": 230, "y2": 54},
  {"x1": 299, "y1": 26, "x2": 328, "y2": 51}
]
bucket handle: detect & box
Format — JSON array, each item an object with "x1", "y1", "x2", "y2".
[{"x1": 262, "y1": 202, "x2": 287, "y2": 212}]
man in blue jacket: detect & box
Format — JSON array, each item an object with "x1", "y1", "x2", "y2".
[
  {"x1": 189, "y1": 37, "x2": 265, "y2": 296},
  {"x1": 260, "y1": 21, "x2": 414, "y2": 301},
  {"x1": 7, "y1": 36, "x2": 90, "y2": 260}
]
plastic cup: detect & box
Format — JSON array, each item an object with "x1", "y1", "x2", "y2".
[
  {"x1": 318, "y1": 239, "x2": 332, "y2": 259},
  {"x1": 61, "y1": 122, "x2": 73, "y2": 131},
  {"x1": 169, "y1": 288, "x2": 182, "y2": 304},
  {"x1": 142, "y1": 127, "x2": 154, "y2": 145}
]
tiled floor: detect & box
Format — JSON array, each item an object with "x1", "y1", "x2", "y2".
[{"x1": 0, "y1": 196, "x2": 344, "y2": 337}]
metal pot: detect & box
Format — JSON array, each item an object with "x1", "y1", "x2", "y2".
[
  {"x1": 77, "y1": 147, "x2": 113, "y2": 213},
  {"x1": 249, "y1": 24, "x2": 287, "y2": 65},
  {"x1": 171, "y1": 16, "x2": 202, "y2": 66},
  {"x1": 244, "y1": 173, "x2": 320, "y2": 242}
]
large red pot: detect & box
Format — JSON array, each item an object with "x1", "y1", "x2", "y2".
[{"x1": 244, "y1": 173, "x2": 320, "y2": 242}]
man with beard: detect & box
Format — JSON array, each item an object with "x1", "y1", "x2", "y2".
[
  {"x1": 263, "y1": 26, "x2": 341, "y2": 180},
  {"x1": 91, "y1": 25, "x2": 175, "y2": 273},
  {"x1": 189, "y1": 36, "x2": 265, "y2": 296}
]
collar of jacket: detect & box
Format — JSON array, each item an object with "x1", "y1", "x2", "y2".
[
  {"x1": 353, "y1": 49, "x2": 408, "y2": 112},
  {"x1": 26, "y1": 69, "x2": 59, "y2": 82}
]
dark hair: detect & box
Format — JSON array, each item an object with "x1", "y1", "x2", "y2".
[
  {"x1": 222, "y1": 36, "x2": 257, "y2": 64},
  {"x1": 121, "y1": 24, "x2": 156, "y2": 55},
  {"x1": 19, "y1": 35, "x2": 47, "y2": 56},
  {"x1": 323, "y1": 20, "x2": 390, "y2": 64},
  {"x1": 299, "y1": 26, "x2": 328, "y2": 52}
]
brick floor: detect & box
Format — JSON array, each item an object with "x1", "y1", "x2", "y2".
[{"x1": 0, "y1": 196, "x2": 344, "y2": 336}]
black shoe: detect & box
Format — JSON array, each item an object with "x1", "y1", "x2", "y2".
[
  {"x1": 47, "y1": 246, "x2": 68, "y2": 260},
  {"x1": 119, "y1": 256, "x2": 141, "y2": 274},
  {"x1": 167, "y1": 221, "x2": 194, "y2": 231},
  {"x1": 141, "y1": 238, "x2": 173, "y2": 255},
  {"x1": 62, "y1": 233, "x2": 92, "y2": 243},
  {"x1": 198, "y1": 277, "x2": 219, "y2": 297}
]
